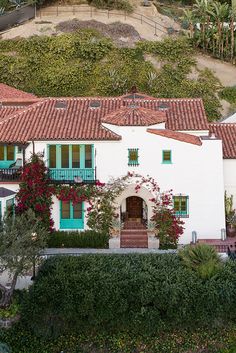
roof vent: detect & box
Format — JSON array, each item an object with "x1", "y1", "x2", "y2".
[
  {"x1": 209, "y1": 132, "x2": 216, "y2": 139},
  {"x1": 157, "y1": 103, "x2": 169, "y2": 111},
  {"x1": 55, "y1": 100, "x2": 67, "y2": 109},
  {"x1": 90, "y1": 101, "x2": 101, "y2": 109}
]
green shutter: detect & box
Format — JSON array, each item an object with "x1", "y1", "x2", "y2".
[
  {"x1": 162, "y1": 150, "x2": 172, "y2": 164},
  {"x1": 173, "y1": 196, "x2": 189, "y2": 217},
  {"x1": 128, "y1": 148, "x2": 139, "y2": 166}
]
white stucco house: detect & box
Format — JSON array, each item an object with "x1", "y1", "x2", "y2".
[{"x1": 0, "y1": 83, "x2": 235, "y2": 248}]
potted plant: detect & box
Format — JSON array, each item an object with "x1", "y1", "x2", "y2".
[{"x1": 225, "y1": 192, "x2": 236, "y2": 237}]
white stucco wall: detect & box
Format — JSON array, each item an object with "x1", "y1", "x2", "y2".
[{"x1": 0, "y1": 124, "x2": 228, "y2": 244}]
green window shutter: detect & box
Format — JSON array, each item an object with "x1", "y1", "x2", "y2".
[
  {"x1": 162, "y1": 150, "x2": 172, "y2": 164},
  {"x1": 128, "y1": 148, "x2": 139, "y2": 166},
  {"x1": 173, "y1": 196, "x2": 189, "y2": 217}
]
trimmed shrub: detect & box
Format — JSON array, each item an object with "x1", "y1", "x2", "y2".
[
  {"x1": 47, "y1": 230, "x2": 109, "y2": 248},
  {"x1": 21, "y1": 254, "x2": 236, "y2": 338}
]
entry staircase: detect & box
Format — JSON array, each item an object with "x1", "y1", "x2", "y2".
[{"x1": 120, "y1": 219, "x2": 148, "y2": 248}]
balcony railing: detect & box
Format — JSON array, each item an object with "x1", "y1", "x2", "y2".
[
  {"x1": 48, "y1": 168, "x2": 96, "y2": 184},
  {"x1": 0, "y1": 168, "x2": 21, "y2": 181}
]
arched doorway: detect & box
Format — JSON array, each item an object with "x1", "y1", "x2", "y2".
[{"x1": 120, "y1": 195, "x2": 148, "y2": 228}]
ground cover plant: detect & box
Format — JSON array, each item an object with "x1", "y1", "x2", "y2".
[{"x1": 0, "y1": 32, "x2": 222, "y2": 120}]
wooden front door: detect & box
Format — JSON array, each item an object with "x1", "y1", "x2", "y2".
[{"x1": 126, "y1": 196, "x2": 143, "y2": 219}]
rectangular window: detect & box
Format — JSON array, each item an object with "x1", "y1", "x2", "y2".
[
  {"x1": 61, "y1": 145, "x2": 69, "y2": 168},
  {"x1": 162, "y1": 150, "x2": 172, "y2": 164},
  {"x1": 49, "y1": 145, "x2": 56, "y2": 168},
  {"x1": 128, "y1": 148, "x2": 139, "y2": 166},
  {"x1": 0, "y1": 146, "x2": 4, "y2": 161},
  {"x1": 61, "y1": 201, "x2": 70, "y2": 219},
  {"x1": 6, "y1": 146, "x2": 14, "y2": 161},
  {"x1": 73, "y1": 202, "x2": 82, "y2": 219},
  {"x1": 85, "y1": 145, "x2": 92, "y2": 168},
  {"x1": 72, "y1": 145, "x2": 80, "y2": 169},
  {"x1": 173, "y1": 196, "x2": 189, "y2": 217}
]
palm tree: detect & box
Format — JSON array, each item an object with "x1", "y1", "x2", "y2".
[
  {"x1": 193, "y1": 0, "x2": 212, "y2": 49},
  {"x1": 208, "y1": 1, "x2": 230, "y2": 57}
]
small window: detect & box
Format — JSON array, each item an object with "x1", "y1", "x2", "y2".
[
  {"x1": 162, "y1": 150, "x2": 172, "y2": 164},
  {"x1": 128, "y1": 148, "x2": 139, "y2": 166},
  {"x1": 173, "y1": 196, "x2": 189, "y2": 217},
  {"x1": 72, "y1": 145, "x2": 80, "y2": 169},
  {"x1": 49, "y1": 145, "x2": 56, "y2": 168},
  {"x1": 6, "y1": 146, "x2": 14, "y2": 161},
  {"x1": 17, "y1": 146, "x2": 23, "y2": 154}
]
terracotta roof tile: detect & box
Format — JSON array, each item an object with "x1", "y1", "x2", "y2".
[
  {"x1": 210, "y1": 123, "x2": 236, "y2": 158},
  {"x1": 147, "y1": 129, "x2": 202, "y2": 146},
  {"x1": 0, "y1": 83, "x2": 36, "y2": 99},
  {"x1": 0, "y1": 94, "x2": 209, "y2": 143},
  {"x1": 102, "y1": 106, "x2": 167, "y2": 126}
]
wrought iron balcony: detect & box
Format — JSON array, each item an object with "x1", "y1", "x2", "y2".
[
  {"x1": 0, "y1": 168, "x2": 21, "y2": 182},
  {"x1": 48, "y1": 168, "x2": 96, "y2": 184}
]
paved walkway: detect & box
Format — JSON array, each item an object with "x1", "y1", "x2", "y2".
[{"x1": 42, "y1": 248, "x2": 177, "y2": 256}]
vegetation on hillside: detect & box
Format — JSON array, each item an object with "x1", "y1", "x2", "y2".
[
  {"x1": 183, "y1": 0, "x2": 236, "y2": 63},
  {"x1": 0, "y1": 32, "x2": 222, "y2": 120}
]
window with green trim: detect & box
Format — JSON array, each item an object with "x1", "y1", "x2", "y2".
[
  {"x1": 162, "y1": 150, "x2": 172, "y2": 164},
  {"x1": 128, "y1": 148, "x2": 139, "y2": 166},
  {"x1": 173, "y1": 195, "x2": 189, "y2": 217},
  {"x1": 0, "y1": 145, "x2": 15, "y2": 162},
  {"x1": 48, "y1": 144, "x2": 94, "y2": 169},
  {"x1": 60, "y1": 201, "x2": 84, "y2": 229}
]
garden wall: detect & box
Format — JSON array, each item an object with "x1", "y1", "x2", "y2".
[{"x1": 0, "y1": 5, "x2": 35, "y2": 32}]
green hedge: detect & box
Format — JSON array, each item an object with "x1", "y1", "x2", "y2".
[
  {"x1": 47, "y1": 230, "x2": 109, "y2": 248},
  {"x1": 21, "y1": 254, "x2": 236, "y2": 338}
]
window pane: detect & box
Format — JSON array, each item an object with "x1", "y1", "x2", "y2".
[
  {"x1": 163, "y1": 150, "x2": 171, "y2": 162},
  {"x1": 72, "y1": 145, "x2": 80, "y2": 168},
  {"x1": 6, "y1": 146, "x2": 14, "y2": 160},
  {"x1": 181, "y1": 198, "x2": 187, "y2": 212},
  {"x1": 0, "y1": 146, "x2": 4, "y2": 161},
  {"x1": 73, "y1": 202, "x2": 82, "y2": 219},
  {"x1": 128, "y1": 149, "x2": 139, "y2": 165},
  {"x1": 85, "y1": 145, "x2": 92, "y2": 168},
  {"x1": 61, "y1": 145, "x2": 69, "y2": 168},
  {"x1": 174, "y1": 197, "x2": 180, "y2": 211},
  {"x1": 61, "y1": 201, "x2": 70, "y2": 219},
  {"x1": 49, "y1": 145, "x2": 56, "y2": 168}
]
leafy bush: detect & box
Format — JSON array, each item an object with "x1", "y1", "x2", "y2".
[
  {"x1": 179, "y1": 243, "x2": 221, "y2": 279},
  {"x1": 87, "y1": 0, "x2": 133, "y2": 12},
  {"x1": 47, "y1": 230, "x2": 109, "y2": 248},
  {"x1": 20, "y1": 254, "x2": 236, "y2": 338},
  {"x1": 219, "y1": 86, "x2": 236, "y2": 104}
]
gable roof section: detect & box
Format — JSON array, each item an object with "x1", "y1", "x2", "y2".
[
  {"x1": 0, "y1": 83, "x2": 36, "y2": 99},
  {"x1": 0, "y1": 95, "x2": 209, "y2": 143},
  {"x1": 0, "y1": 99, "x2": 121, "y2": 143},
  {"x1": 102, "y1": 106, "x2": 167, "y2": 126},
  {"x1": 147, "y1": 129, "x2": 202, "y2": 146},
  {"x1": 209, "y1": 124, "x2": 236, "y2": 159}
]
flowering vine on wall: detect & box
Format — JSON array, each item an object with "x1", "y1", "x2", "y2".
[{"x1": 16, "y1": 155, "x2": 184, "y2": 248}]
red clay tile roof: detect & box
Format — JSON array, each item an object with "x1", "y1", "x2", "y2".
[
  {"x1": 0, "y1": 99, "x2": 41, "y2": 122},
  {"x1": 147, "y1": 129, "x2": 202, "y2": 146},
  {"x1": 0, "y1": 95, "x2": 209, "y2": 143},
  {"x1": 0, "y1": 99, "x2": 121, "y2": 143},
  {"x1": 102, "y1": 106, "x2": 167, "y2": 126},
  {"x1": 0, "y1": 83, "x2": 36, "y2": 99},
  {"x1": 209, "y1": 123, "x2": 236, "y2": 158}
]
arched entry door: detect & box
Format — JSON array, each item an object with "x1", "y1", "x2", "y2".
[{"x1": 126, "y1": 196, "x2": 143, "y2": 220}]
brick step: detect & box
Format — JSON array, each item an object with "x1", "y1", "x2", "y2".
[
  {"x1": 121, "y1": 231, "x2": 147, "y2": 236},
  {"x1": 121, "y1": 235, "x2": 148, "y2": 240},
  {"x1": 121, "y1": 240, "x2": 148, "y2": 248}
]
